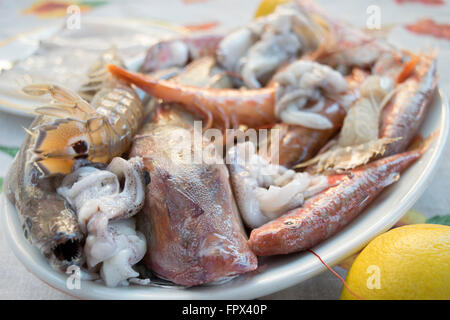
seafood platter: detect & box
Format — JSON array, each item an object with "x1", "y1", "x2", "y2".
[{"x1": 1, "y1": 0, "x2": 448, "y2": 299}]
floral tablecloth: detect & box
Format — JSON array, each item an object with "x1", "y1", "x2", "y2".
[{"x1": 0, "y1": 0, "x2": 449, "y2": 300}]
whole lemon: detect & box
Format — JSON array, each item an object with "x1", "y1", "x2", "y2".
[
  {"x1": 340, "y1": 224, "x2": 450, "y2": 300},
  {"x1": 254, "y1": 0, "x2": 292, "y2": 18}
]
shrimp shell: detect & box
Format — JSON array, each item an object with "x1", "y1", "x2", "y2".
[
  {"x1": 107, "y1": 64, "x2": 276, "y2": 130},
  {"x1": 23, "y1": 80, "x2": 143, "y2": 175}
]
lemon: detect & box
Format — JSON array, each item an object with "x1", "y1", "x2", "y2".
[
  {"x1": 340, "y1": 224, "x2": 450, "y2": 300},
  {"x1": 254, "y1": 0, "x2": 292, "y2": 18}
]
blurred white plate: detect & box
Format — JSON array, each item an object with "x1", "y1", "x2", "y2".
[
  {"x1": 1, "y1": 89, "x2": 448, "y2": 300},
  {"x1": 0, "y1": 17, "x2": 185, "y2": 117}
]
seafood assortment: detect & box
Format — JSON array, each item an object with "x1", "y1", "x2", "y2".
[
  {"x1": 227, "y1": 141, "x2": 328, "y2": 229},
  {"x1": 261, "y1": 68, "x2": 369, "y2": 166},
  {"x1": 108, "y1": 63, "x2": 277, "y2": 130},
  {"x1": 57, "y1": 157, "x2": 146, "y2": 286},
  {"x1": 248, "y1": 144, "x2": 428, "y2": 256},
  {"x1": 5, "y1": 117, "x2": 84, "y2": 270},
  {"x1": 5, "y1": 0, "x2": 440, "y2": 288},
  {"x1": 217, "y1": 2, "x2": 323, "y2": 88},
  {"x1": 273, "y1": 60, "x2": 348, "y2": 129}
]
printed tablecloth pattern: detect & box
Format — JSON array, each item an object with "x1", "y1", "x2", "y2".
[{"x1": 0, "y1": 0, "x2": 449, "y2": 300}]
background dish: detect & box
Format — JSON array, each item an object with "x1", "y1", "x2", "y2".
[
  {"x1": 0, "y1": 17, "x2": 184, "y2": 117},
  {"x1": 1, "y1": 89, "x2": 448, "y2": 300}
]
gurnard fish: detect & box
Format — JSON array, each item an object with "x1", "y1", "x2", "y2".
[
  {"x1": 5, "y1": 117, "x2": 84, "y2": 270},
  {"x1": 248, "y1": 143, "x2": 428, "y2": 256},
  {"x1": 130, "y1": 108, "x2": 257, "y2": 286}
]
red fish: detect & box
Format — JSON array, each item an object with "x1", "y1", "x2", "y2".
[
  {"x1": 380, "y1": 52, "x2": 437, "y2": 156},
  {"x1": 248, "y1": 146, "x2": 426, "y2": 256}
]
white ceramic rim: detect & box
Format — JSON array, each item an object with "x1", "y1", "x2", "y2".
[{"x1": 1, "y1": 89, "x2": 448, "y2": 300}]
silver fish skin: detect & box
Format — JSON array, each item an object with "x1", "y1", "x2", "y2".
[{"x1": 6, "y1": 116, "x2": 84, "y2": 271}]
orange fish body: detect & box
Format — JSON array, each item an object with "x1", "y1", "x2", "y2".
[{"x1": 249, "y1": 147, "x2": 424, "y2": 256}]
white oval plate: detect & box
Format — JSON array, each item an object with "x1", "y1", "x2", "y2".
[
  {"x1": 0, "y1": 17, "x2": 185, "y2": 117},
  {"x1": 1, "y1": 89, "x2": 448, "y2": 300}
]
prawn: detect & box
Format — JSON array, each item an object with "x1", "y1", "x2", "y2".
[{"x1": 23, "y1": 50, "x2": 144, "y2": 176}]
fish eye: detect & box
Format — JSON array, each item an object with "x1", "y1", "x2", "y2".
[
  {"x1": 144, "y1": 171, "x2": 151, "y2": 185},
  {"x1": 25, "y1": 217, "x2": 32, "y2": 229}
]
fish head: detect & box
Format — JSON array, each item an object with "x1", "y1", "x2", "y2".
[{"x1": 24, "y1": 196, "x2": 85, "y2": 271}]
